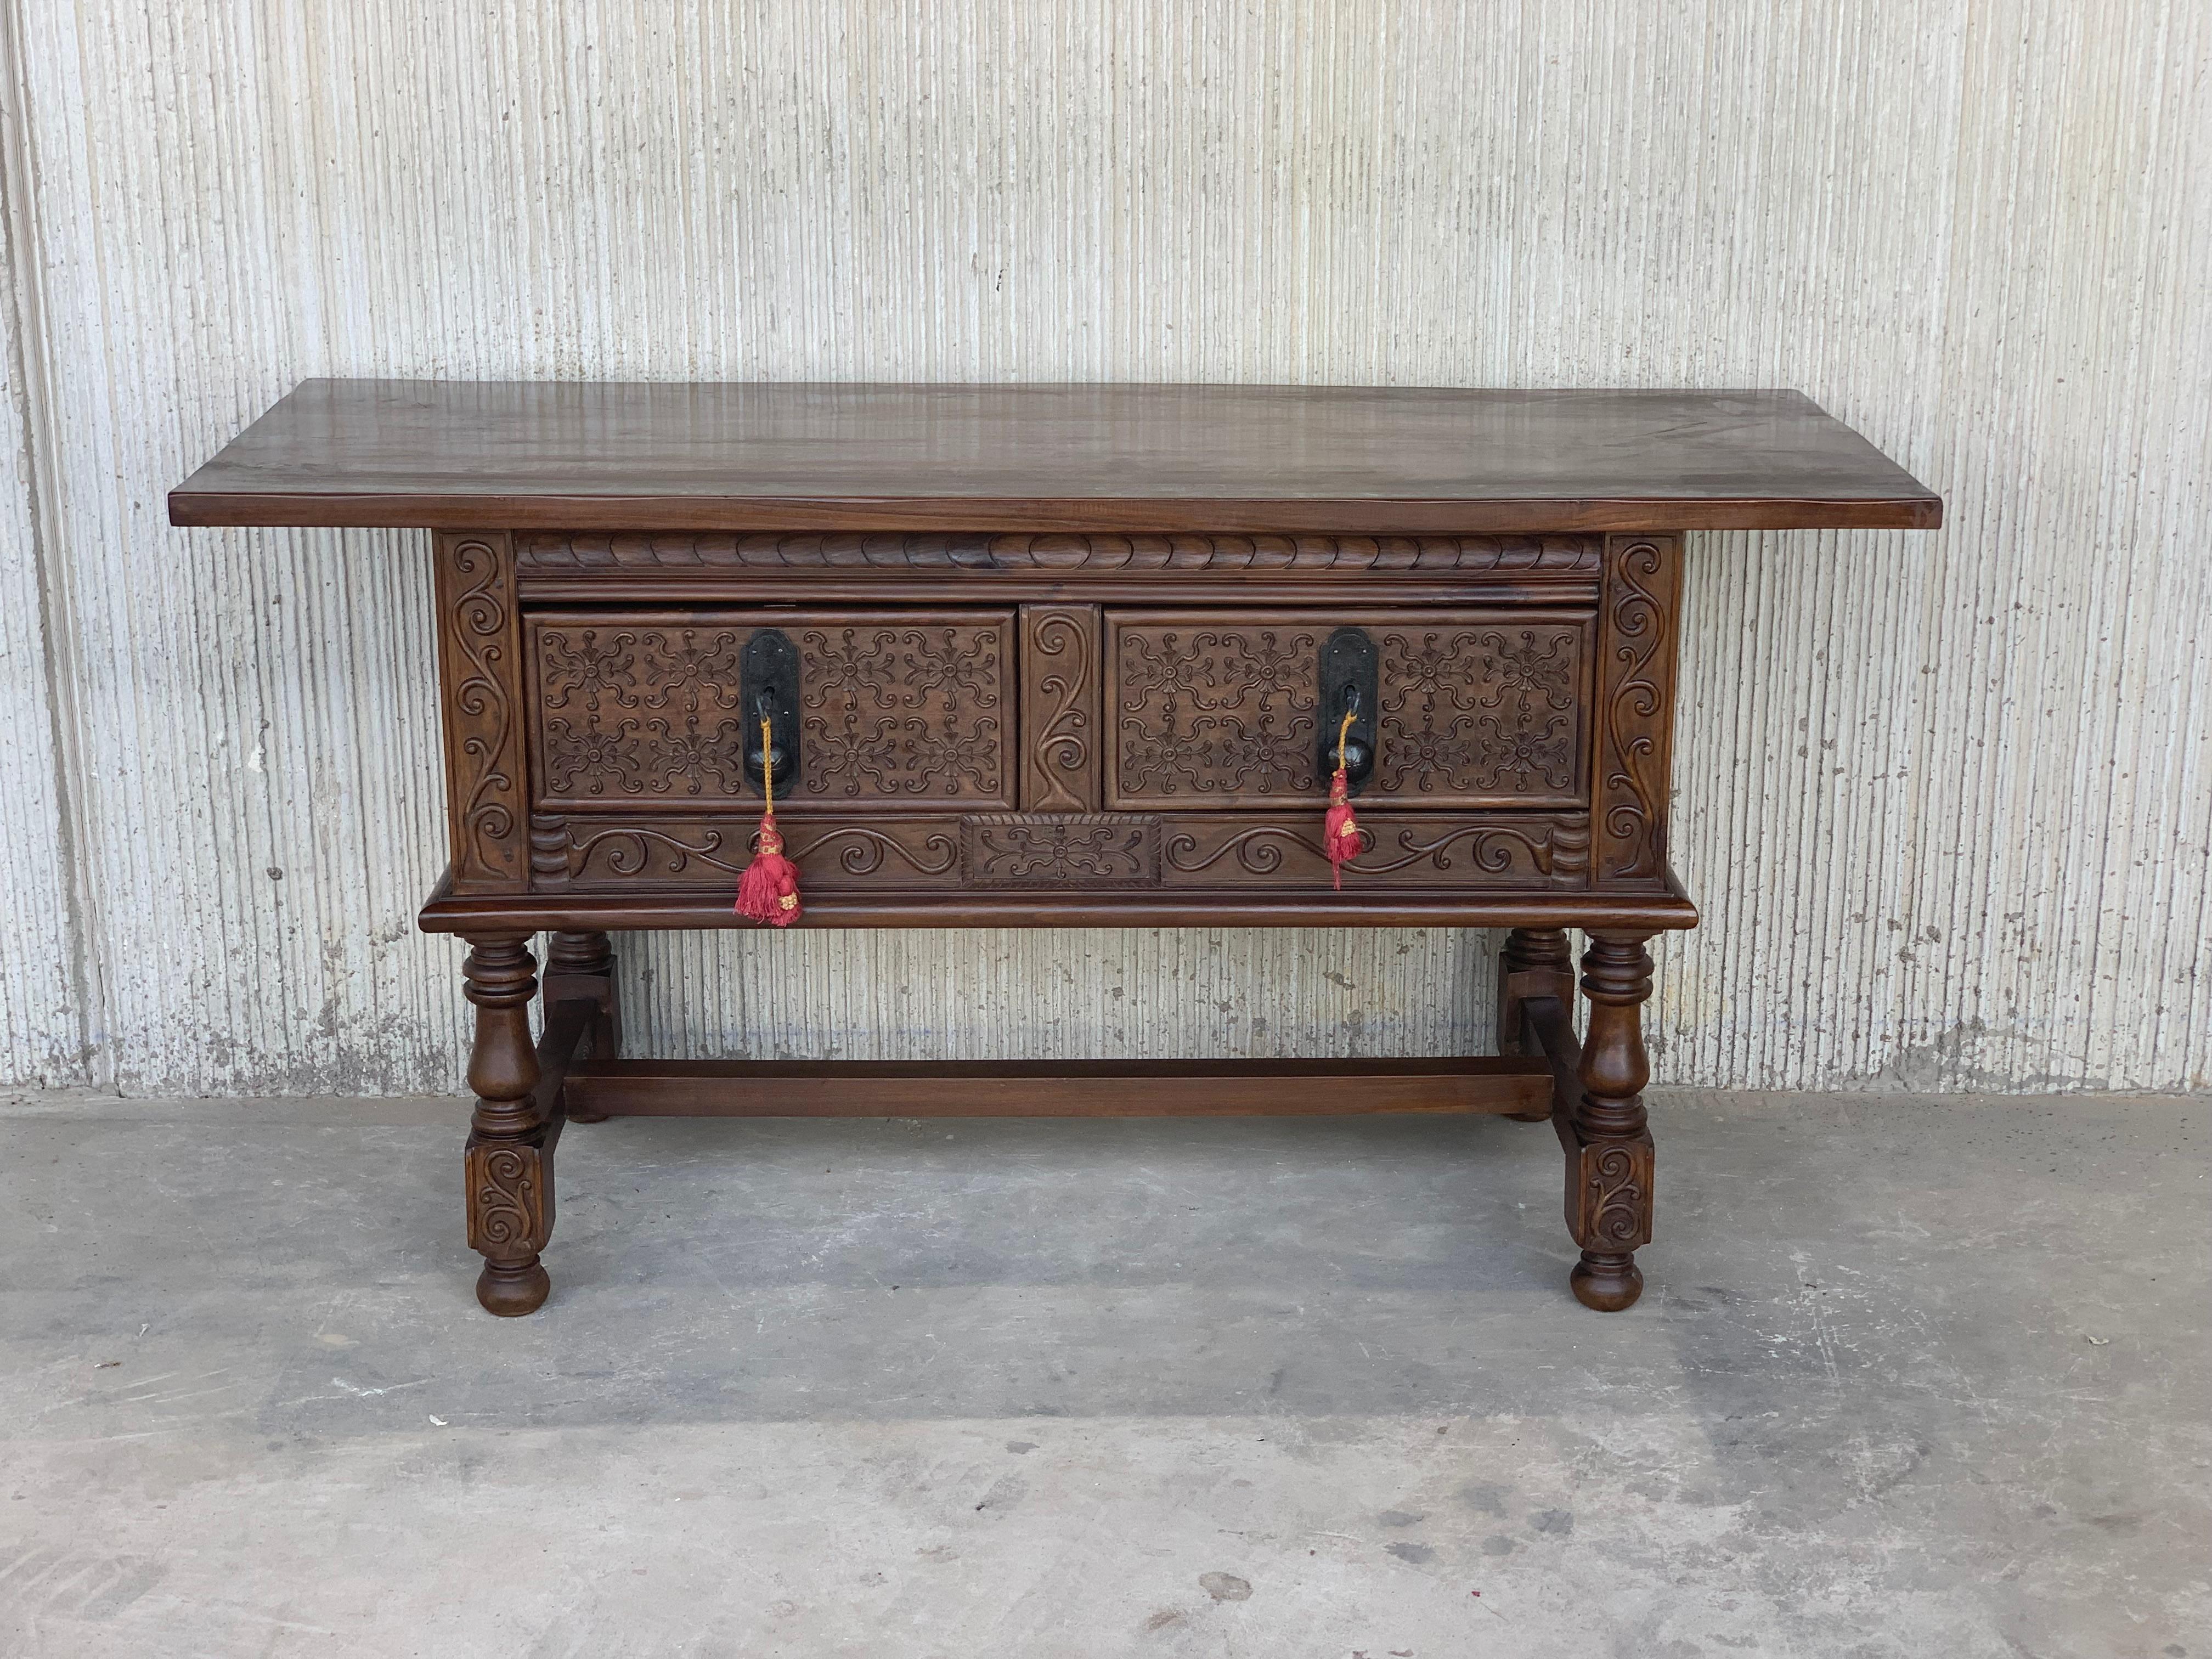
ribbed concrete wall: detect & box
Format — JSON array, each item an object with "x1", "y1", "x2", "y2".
[{"x1": 1, "y1": 2, "x2": 2205, "y2": 1096}]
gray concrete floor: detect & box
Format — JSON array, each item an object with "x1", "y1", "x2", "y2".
[{"x1": 0, "y1": 1088, "x2": 2204, "y2": 1657}]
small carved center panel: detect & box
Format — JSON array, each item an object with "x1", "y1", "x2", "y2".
[
  {"x1": 529, "y1": 610, "x2": 1013, "y2": 811},
  {"x1": 1106, "y1": 610, "x2": 1592, "y2": 810}
]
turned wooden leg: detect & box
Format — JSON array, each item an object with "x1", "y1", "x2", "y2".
[
  {"x1": 1564, "y1": 933, "x2": 1656, "y2": 1312},
  {"x1": 462, "y1": 935, "x2": 555, "y2": 1316},
  {"x1": 544, "y1": 929, "x2": 620, "y2": 1121}
]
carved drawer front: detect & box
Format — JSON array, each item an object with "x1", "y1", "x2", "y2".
[
  {"x1": 1106, "y1": 609, "x2": 1593, "y2": 811},
  {"x1": 527, "y1": 610, "x2": 1013, "y2": 812}
]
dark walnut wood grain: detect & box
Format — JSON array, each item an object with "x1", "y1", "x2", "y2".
[
  {"x1": 565, "y1": 1057, "x2": 1553, "y2": 1119},
  {"x1": 170, "y1": 379, "x2": 1944, "y2": 1320},
  {"x1": 171, "y1": 382, "x2": 1942, "y2": 534},
  {"x1": 424, "y1": 872, "x2": 1699, "y2": 933}
]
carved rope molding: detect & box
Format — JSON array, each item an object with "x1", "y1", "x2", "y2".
[
  {"x1": 436, "y1": 534, "x2": 528, "y2": 889},
  {"x1": 516, "y1": 532, "x2": 1604, "y2": 574}
]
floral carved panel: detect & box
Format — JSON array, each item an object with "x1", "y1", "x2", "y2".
[
  {"x1": 959, "y1": 814, "x2": 1161, "y2": 887},
  {"x1": 1107, "y1": 610, "x2": 1591, "y2": 810},
  {"x1": 530, "y1": 611, "x2": 1013, "y2": 811}
]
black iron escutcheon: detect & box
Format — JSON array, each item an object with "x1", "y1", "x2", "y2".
[
  {"x1": 741, "y1": 628, "x2": 802, "y2": 793},
  {"x1": 1317, "y1": 625, "x2": 1379, "y2": 797}
]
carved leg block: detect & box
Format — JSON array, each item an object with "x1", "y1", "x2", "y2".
[
  {"x1": 1564, "y1": 932, "x2": 1656, "y2": 1311},
  {"x1": 545, "y1": 929, "x2": 621, "y2": 1122},
  {"x1": 466, "y1": 1130, "x2": 555, "y2": 1315},
  {"x1": 461, "y1": 935, "x2": 555, "y2": 1316},
  {"x1": 1563, "y1": 1128, "x2": 1654, "y2": 1311}
]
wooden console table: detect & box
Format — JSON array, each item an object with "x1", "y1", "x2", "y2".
[{"x1": 172, "y1": 383, "x2": 1938, "y2": 1317}]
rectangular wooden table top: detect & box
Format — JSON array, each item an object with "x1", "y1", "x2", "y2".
[{"x1": 170, "y1": 381, "x2": 1940, "y2": 535}]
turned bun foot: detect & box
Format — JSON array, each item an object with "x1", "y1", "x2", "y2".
[
  {"x1": 1570, "y1": 1250, "x2": 1644, "y2": 1311},
  {"x1": 476, "y1": 1257, "x2": 552, "y2": 1317},
  {"x1": 566, "y1": 1108, "x2": 610, "y2": 1124}
]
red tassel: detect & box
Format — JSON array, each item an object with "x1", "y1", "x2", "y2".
[
  {"x1": 736, "y1": 716, "x2": 802, "y2": 927},
  {"x1": 736, "y1": 812, "x2": 801, "y2": 926},
  {"x1": 1322, "y1": 709, "x2": 1362, "y2": 889},
  {"x1": 1323, "y1": 766, "x2": 1361, "y2": 890}
]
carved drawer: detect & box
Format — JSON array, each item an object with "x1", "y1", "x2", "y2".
[
  {"x1": 1107, "y1": 609, "x2": 1593, "y2": 811},
  {"x1": 526, "y1": 610, "x2": 1013, "y2": 812}
]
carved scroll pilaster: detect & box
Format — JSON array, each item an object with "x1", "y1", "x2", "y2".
[
  {"x1": 1595, "y1": 536, "x2": 1681, "y2": 883},
  {"x1": 1019, "y1": 606, "x2": 1101, "y2": 810},
  {"x1": 435, "y1": 533, "x2": 529, "y2": 891}
]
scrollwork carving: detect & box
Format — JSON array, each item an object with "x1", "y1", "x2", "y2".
[
  {"x1": 571, "y1": 825, "x2": 741, "y2": 877},
  {"x1": 466, "y1": 1141, "x2": 550, "y2": 1255},
  {"x1": 1020, "y1": 607, "x2": 1100, "y2": 811},
  {"x1": 1579, "y1": 1141, "x2": 1653, "y2": 1250},
  {"x1": 784, "y1": 825, "x2": 960, "y2": 877},
  {"x1": 436, "y1": 534, "x2": 527, "y2": 889},
  {"x1": 1596, "y1": 539, "x2": 1679, "y2": 881},
  {"x1": 1353, "y1": 825, "x2": 1535, "y2": 876},
  {"x1": 1161, "y1": 824, "x2": 1339, "y2": 876},
  {"x1": 1155, "y1": 815, "x2": 1584, "y2": 888},
  {"x1": 531, "y1": 815, "x2": 960, "y2": 887}
]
